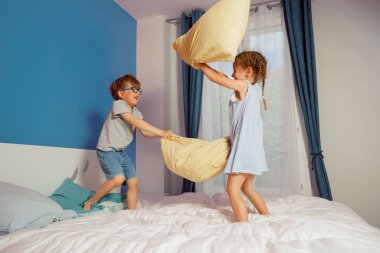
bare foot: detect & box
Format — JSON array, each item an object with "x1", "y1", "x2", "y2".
[{"x1": 83, "y1": 200, "x2": 93, "y2": 211}]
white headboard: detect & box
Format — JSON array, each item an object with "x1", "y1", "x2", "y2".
[{"x1": 0, "y1": 143, "x2": 106, "y2": 195}]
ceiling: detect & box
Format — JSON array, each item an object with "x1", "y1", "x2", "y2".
[{"x1": 114, "y1": 0, "x2": 220, "y2": 21}]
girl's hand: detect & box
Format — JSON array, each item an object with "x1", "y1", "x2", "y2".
[
  {"x1": 161, "y1": 130, "x2": 173, "y2": 138},
  {"x1": 224, "y1": 136, "x2": 231, "y2": 145}
]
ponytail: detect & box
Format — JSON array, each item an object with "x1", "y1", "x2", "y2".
[{"x1": 262, "y1": 80, "x2": 267, "y2": 110}]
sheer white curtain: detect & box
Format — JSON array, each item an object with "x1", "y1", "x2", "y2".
[{"x1": 196, "y1": 4, "x2": 300, "y2": 198}]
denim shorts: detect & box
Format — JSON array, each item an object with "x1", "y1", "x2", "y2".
[{"x1": 96, "y1": 149, "x2": 136, "y2": 180}]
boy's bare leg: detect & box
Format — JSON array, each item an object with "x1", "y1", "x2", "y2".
[
  {"x1": 126, "y1": 178, "x2": 138, "y2": 210},
  {"x1": 226, "y1": 173, "x2": 249, "y2": 222},
  {"x1": 241, "y1": 174, "x2": 270, "y2": 215},
  {"x1": 83, "y1": 175, "x2": 125, "y2": 211}
]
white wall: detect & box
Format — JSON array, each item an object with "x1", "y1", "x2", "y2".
[
  {"x1": 136, "y1": 15, "x2": 166, "y2": 193},
  {"x1": 136, "y1": 15, "x2": 184, "y2": 195},
  {"x1": 312, "y1": 0, "x2": 380, "y2": 228},
  {"x1": 164, "y1": 19, "x2": 186, "y2": 195}
]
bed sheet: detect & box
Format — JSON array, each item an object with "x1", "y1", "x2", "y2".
[{"x1": 1, "y1": 193, "x2": 379, "y2": 253}]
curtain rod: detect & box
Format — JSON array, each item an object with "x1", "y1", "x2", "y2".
[{"x1": 166, "y1": 0, "x2": 281, "y2": 25}]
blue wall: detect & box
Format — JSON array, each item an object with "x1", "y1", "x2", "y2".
[{"x1": 0, "y1": 0, "x2": 137, "y2": 158}]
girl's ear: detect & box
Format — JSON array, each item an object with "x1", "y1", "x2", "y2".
[
  {"x1": 245, "y1": 66, "x2": 254, "y2": 78},
  {"x1": 246, "y1": 66, "x2": 253, "y2": 76}
]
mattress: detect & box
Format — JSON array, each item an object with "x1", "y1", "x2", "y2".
[{"x1": 1, "y1": 193, "x2": 379, "y2": 253}]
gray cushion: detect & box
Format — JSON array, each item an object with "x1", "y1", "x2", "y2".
[{"x1": 0, "y1": 181, "x2": 66, "y2": 234}]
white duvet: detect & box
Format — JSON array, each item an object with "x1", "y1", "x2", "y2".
[{"x1": 1, "y1": 193, "x2": 379, "y2": 253}]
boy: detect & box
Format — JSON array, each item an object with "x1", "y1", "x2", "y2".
[{"x1": 84, "y1": 74, "x2": 172, "y2": 210}]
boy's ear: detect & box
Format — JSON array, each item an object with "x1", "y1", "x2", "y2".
[{"x1": 117, "y1": 90, "x2": 124, "y2": 99}]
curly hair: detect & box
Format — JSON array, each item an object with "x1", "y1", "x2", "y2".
[
  {"x1": 234, "y1": 51, "x2": 267, "y2": 110},
  {"x1": 109, "y1": 74, "x2": 141, "y2": 100}
]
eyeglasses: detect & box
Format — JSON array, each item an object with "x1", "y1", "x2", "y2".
[{"x1": 121, "y1": 87, "x2": 142, "y2": 95}]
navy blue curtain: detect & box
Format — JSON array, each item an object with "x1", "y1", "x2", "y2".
[
  {"x1": 283, "y1": 0, "x2": 332, "y2": 200},
  {"x1": 180, "y1": 9, "x2": 204, "y2": 193}
]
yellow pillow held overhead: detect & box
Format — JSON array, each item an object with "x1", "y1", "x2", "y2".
[
  {"x1": 161, "y1": 135, "x2": 230, "y2": 182},
  {"x1": 173, "y1": 0, "x2": 250, "y2": 69}
]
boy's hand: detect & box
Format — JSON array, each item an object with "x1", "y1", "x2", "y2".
[{"x1": 162, "y1": 130, "x2": 173, "y2": 138}]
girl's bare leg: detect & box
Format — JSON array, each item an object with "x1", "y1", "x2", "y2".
[
  {"x1": 83, "y1": 174, "x2": 125, "y2": 211},
  {"x1": 126, "y1": 178, "x2": 138, "y2": 210},
  {"x1": 226, "y1": 173, "x2": 249, "y2": 222},
  {"x1": 241, "y1": 174, "x2": 270, "y2": 215}
]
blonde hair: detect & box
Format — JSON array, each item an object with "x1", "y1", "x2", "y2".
[
  {"x1": 109, "y1": 74, "x2": 141, "y2": 100},
  {"x1": 234, "y1": 51, "x2": 267, "y2": 110}
]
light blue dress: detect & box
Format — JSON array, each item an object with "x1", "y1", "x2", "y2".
[{"x1": 224, "y1": 81, "x2": 268, "y2": 175}]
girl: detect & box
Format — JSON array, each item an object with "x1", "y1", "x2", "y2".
[{"x1": 198, "y1": 51, "x2": 270, "y2": 222}]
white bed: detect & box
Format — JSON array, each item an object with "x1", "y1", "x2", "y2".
[{"x1": 1, "y1": 192, "x2": 379, "y2": 253}]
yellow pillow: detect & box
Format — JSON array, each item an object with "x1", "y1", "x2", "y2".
[
  {"x1": 160, "y1": 135, "x2": 230, "y2": 182},
  {"x1": 173, "y1": 0, "x2": 250, "y2": 69}
]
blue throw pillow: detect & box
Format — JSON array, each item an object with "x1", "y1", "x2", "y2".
[
  {"x1": 0, "y1": 181, "x2": 66, "y2": 234},
  {"x1": 51, "y1": 177, "x2": 93, "y2": 204},
  {"x1": 49, "y1": 178, "x2": 125, "y2": 214}
]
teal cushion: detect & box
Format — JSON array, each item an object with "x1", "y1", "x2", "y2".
[
  {"x1": 49, "y1": 178, "x2": 125, "y2": 214},
  {"x1": 51, "y1": 177, "x2": 93, "y2": 204}
]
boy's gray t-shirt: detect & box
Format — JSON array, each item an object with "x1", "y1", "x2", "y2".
[{"x1": 97, "y1": 100, "x2": 143, "y2": 151}]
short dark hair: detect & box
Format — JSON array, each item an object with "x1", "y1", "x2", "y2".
[{"x1": 109, "y1": 74, "x2": 141, "y2": 100}]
